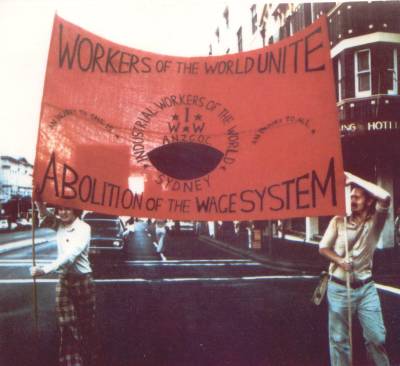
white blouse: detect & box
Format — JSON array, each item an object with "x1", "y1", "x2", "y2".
[{"x1": 41, "y1": 215, "x2": 92, "y2": 274}]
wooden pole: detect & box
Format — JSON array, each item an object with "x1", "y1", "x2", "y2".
[
  {"x1": 343, "y1": 216, "x2": 353, "y2": 365},
  {"x1": 31, "y1": 197, "x2": 39, "y2": 335}
]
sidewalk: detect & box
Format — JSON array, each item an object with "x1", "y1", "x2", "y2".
[
  {"x1": 199, "y1": 234, "x2": 323, "y2": 274},
  {"x1": 199, "y1": 233, "x2": 400, "y2": 277},
  {"x1": 0, "y1": 228, "x2": 54, "y2": 254}
]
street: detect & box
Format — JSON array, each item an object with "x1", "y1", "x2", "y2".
[{"x1": 0, "y1": 221, "x2": 399, "y2": 366}]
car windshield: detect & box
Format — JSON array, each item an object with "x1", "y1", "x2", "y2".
[{"x1": 84, "y1": 219, "x2": 121, "y2": 236}]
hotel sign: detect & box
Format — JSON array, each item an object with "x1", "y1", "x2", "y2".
[{"x1": 341, "y1": 121, "x2": 400, "y2": 135}]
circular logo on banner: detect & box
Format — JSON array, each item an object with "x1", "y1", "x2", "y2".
[{"x1": 131, "y1": 94, "x2": 240, "y2": 192}]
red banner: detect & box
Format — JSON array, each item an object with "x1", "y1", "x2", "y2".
[{"x1": 33, "y1": 15, "x2": 345, "y2": 220}]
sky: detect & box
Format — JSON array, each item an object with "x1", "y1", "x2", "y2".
[{"x1": 0, "y1": 0, "x2": 240, "y2": 164}]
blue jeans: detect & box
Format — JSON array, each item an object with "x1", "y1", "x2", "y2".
[{"x1": 327, "y1": 281, "x2": 389, "y2": 366}]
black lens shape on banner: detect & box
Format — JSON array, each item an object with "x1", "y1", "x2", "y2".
[{"x1": 148, "y1": 142, "x2": 224, "y2": 180}]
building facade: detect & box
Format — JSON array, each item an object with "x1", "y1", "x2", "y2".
[
  {"x1": 0, "y1": 156, "x2": 33, "y2": 203},
  {"x1": 209, "y1": 2, "x2": 400, "y2": 248}
]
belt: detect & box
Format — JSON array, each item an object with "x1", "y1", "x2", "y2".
[
  {"x1": 60, "y1": 272, "x2": 92, "y2": 279},
  {"x1": 329, "y1": 275, "x2": 373, "y2": 289}
]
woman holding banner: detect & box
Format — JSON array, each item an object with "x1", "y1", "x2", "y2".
[{"x1": 30, "y1": 191, "x2": 97, "y2": 366}]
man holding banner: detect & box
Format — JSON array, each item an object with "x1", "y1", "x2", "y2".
[{"x1": 319, "y1": 172, "x2": 391, "y2": 366}]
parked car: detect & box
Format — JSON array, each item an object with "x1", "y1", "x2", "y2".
[
  {"x1": 169, "y1": 221, "x2": 196, "y2": 236},
  {"x1": 0, "y1": 216, "x2": 9, "y2": 231},
  {"x1": 82, "y1": 212, "x2": 130, "y2": 256},
  {"x1": 15, "y1": 218, "x2": 32, "y2": 230},
  {"x1": 180, "y1": 221, "x2": 195, "y2": 232}
]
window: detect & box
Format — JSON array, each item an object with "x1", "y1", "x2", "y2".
[
  {"x1": 268, "y1": 35, "x2": 274, "y2": 45},
  {"x1": 289, "y1": 18, "x2": 294, "y2": 36},
  {"x1": 310, "y1": 3, "x2": 315, "y2": 23},
  {"x1": 260, "y1": 25, "x2": 266, "y2": 47},
  {"x1": 355, "y1": 49, "x2": 371, "y2": 97},
  {"x1": 251, "y1": 5, "x2": 257, "y2": 34},
  {"x1": 237, "y1": 27, "x2": 243, "y2": 52},
  {"x1": 223, "y1": 6, "x2": 229, "y2": 28},
  {"x1": 387, "y1": 49, "x2": 398, "y2": 95},
  {"x1": 337, "y1": 59, "x2": 343, "y2": 101}
]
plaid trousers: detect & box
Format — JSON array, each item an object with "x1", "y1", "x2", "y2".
[{"x1": 56, "y1": 273, "x2": 96, "y2": 366}]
